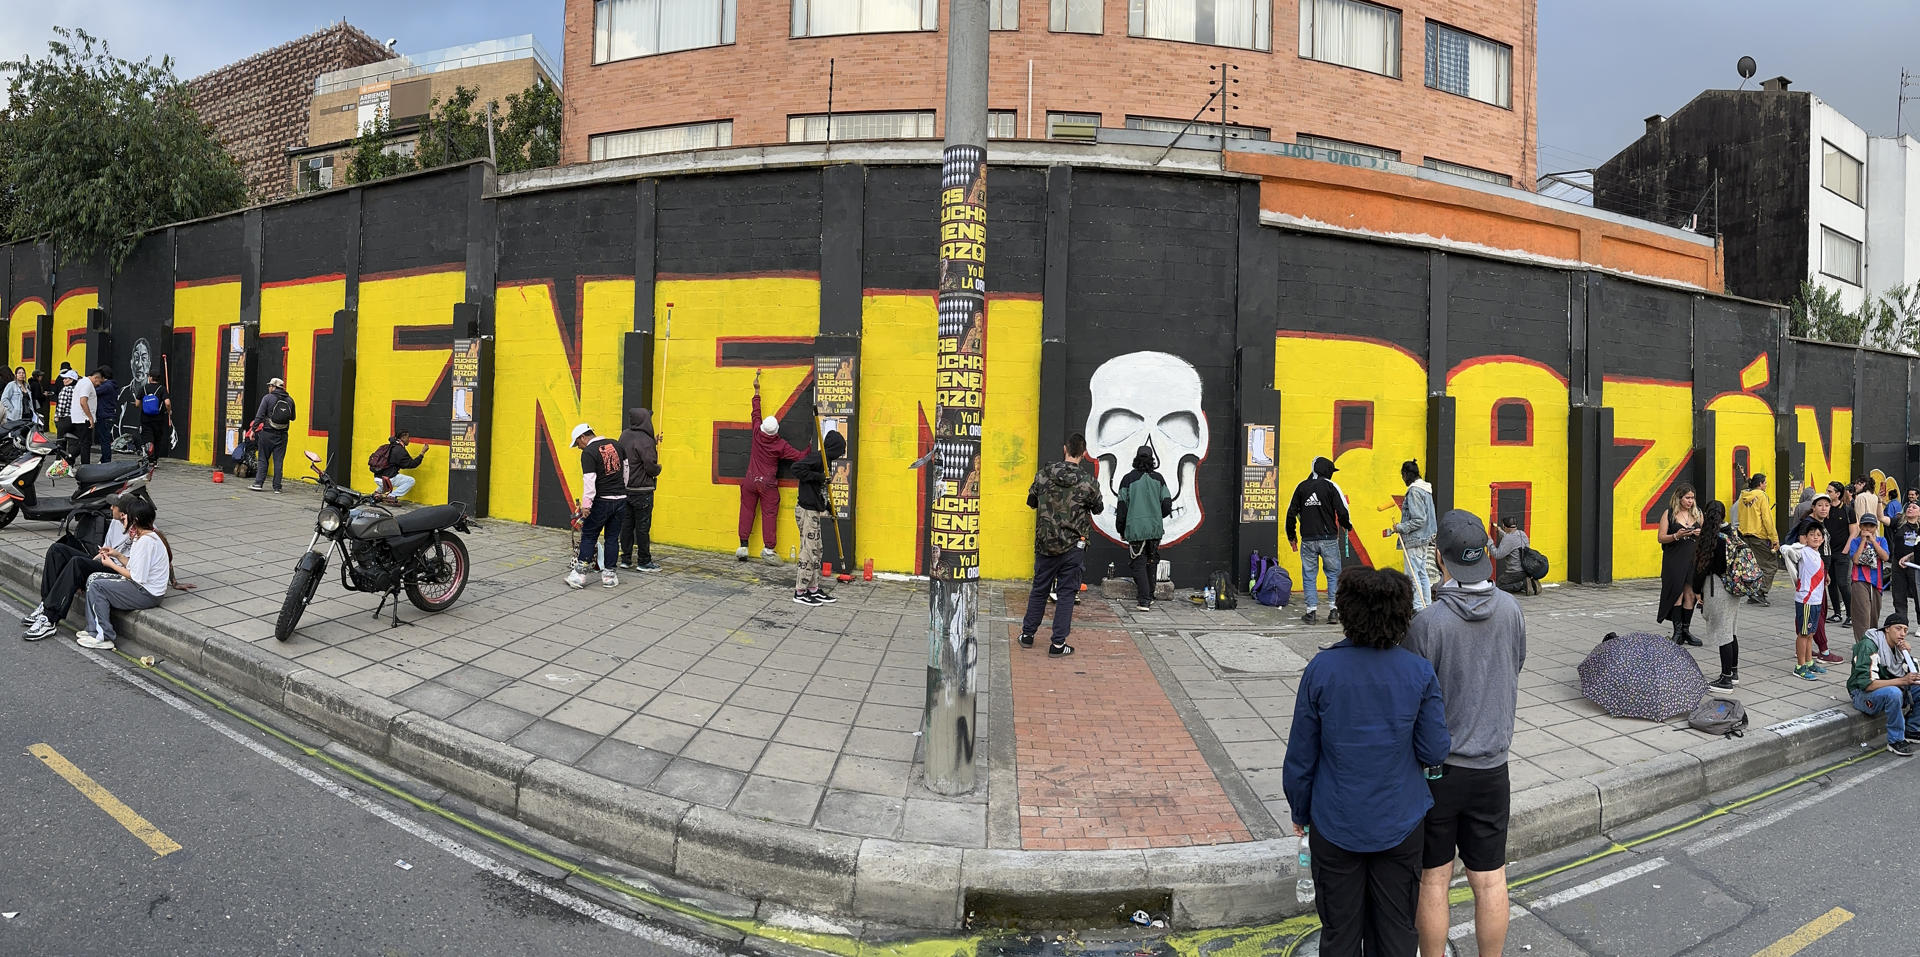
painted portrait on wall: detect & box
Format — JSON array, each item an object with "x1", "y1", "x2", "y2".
[{"x1": 1084, "y1": 350, "x2": 1210, "y2": 544}]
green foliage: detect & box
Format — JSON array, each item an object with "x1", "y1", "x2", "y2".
[
  {"x1": 495, "y1": 77, "x2": 562, "y2": 175},
  {"x1": 1791, "y1": 280, "x2": 1920, "y2": 353},
  {"x1": 343, "y1": 107, "x2": 413, "y2": 186},
  {"x1": 0, "y1": 27, "x2": 246, "y2": 269},
  {"x1": 1789, "y1": 281, "x2": 1864, "y2": 344},
  {"x1": 415, "y1": 85, "x2": 490, "y2": 171},
  {"x1": 1864, "y1": 283, "x2": 1920, "y2": 352}
]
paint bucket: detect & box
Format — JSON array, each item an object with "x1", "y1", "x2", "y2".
[{"x1": 212, "y1": 469, "x2": 224, "y2": 484}]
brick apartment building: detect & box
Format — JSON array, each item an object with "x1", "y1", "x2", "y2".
[
  {"x1": 290, "y1": 36, "x2": 560, "y2": 194},
  {"x1": 189, "y1": 22, "x2": 396, "y2": 203},
  {"x1": 560, "y1": 0, "x2": 1537, "y2": 185}
]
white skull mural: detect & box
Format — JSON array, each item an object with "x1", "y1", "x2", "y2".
[{"x1": 1085, "y1": 351, "x2": 1210, "y2": 544}]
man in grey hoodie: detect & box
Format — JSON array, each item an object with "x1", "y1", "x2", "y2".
[
  {"x1": 1384, "y1": 458, "x2": 1437, "y2": 610},
  {"x1": 1404, "y1": 510, "x2": 1527, "y2": 957},
  {"x1": 618, "y1": 408, "x2": 663, "y2": 571}
]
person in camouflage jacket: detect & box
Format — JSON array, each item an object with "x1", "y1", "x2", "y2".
[{"x1": 1019, "y1": 433, "x2": 1105, "y2": 656}]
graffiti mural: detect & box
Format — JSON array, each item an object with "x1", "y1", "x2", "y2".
[{"x1": 1086, "y1": 351, "x2": 1210, "y2": 545}]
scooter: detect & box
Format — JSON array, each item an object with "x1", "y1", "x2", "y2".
[{"x1": 0, "y1": 429, "x2": 154, "y2": 530}]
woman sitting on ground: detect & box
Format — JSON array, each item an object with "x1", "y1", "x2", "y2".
[
  {"x1": 24, "y1": 495, "x2": 134, "y2": 642},
  {"x1": 78, "y1": 494, "x2": 170, "y2": 651}
]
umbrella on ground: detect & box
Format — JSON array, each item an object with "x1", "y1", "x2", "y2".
[{"x1": 1577, "y1": 632, "x2": 1708, "y2": 720}]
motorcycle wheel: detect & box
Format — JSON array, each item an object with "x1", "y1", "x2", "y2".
[
  {"x1": 406, "y1": 534, "x2": 469, "y2": 612},
  {"x1": 0, "y1": 500, "x2": 16, "y2": 530},
  {"x1": 275, "y1": 563, "x2": 321, "y2": 642}
]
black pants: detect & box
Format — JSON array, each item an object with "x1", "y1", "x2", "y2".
[
  {"x1": 1310, "y1": 824, "x2": 1422, "y2": 957},
  {"x1": 1020, "y1": 547, "x2": 1084, "y2": 644},
  {"x1": 254, "y1": 429, "x2": 287, "y2": 490},
  {"x1": 144, "y1": 417, "x2": 171, "y2": 459},
  {"x1": 619, "y1": 490, "x2": 655, "y2": 565},
  {"x1": 41, "y1": 541, "x2": 111, "y2": 623},
  {"x1": 1128, "y1": 538, "x2": 1160, "y2": 605},
  {"x1": 1890, "y1": 566, "x2": 1917, "y2": 624},
  {"x1": 1826, "y1": 555, "x2": 1850, "y2": 617},
  {"x1": 68, "y1": 421, "x2": 92, "y2": 464}
]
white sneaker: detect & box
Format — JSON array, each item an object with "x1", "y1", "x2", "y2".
[
  {"x1": 601, "y1": 570, "x2": 619, "y2": 588},
  {"x1": 23, "y1": 615, "x2": 55, "y2": 641},
  {"x1": 564, "y1": 563, "x2": 588, "y2": 590},
  {"x1": 735, "y1": 546, "x2": 749, "y2": 561},
  {"x1": 75, "y1": 631, "x2": 114, "y2": 651},
  {"x1": 21, "y1": 602, "x2": 43, "y2": 626},
  {"x1": 761, "y1": 548, "x2": 782, "y2": 566}
]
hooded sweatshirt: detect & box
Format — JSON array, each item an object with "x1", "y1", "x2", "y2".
[
  {"x1": 1736, "y1": 487, "x2": 1776, "y2": 543},
  {"x1": 619, "y1": 407, "x2": 662, "y2": 493},
  {"x1": 1403, "y1": 582, "x2": 1528, "y2": 769},
  {"x1": 793, "y1": 429, "x2": 845, "y2": 512},
  {"x1": 1114, "y1": 446, "x2": 1171, "y2": 543},
  {"x1": 1391, "y1": 478, "x2": 1436, "y2": 549},
  {"x1": 1027, "y1": 459, "x2": 1105, "y2": 556},
  {"x1": 1285, "y1": 456, "x2": 1350, "y2": 542},
  {"x1": 747, "y1": 391, "x2": 804, "y2": 482}
]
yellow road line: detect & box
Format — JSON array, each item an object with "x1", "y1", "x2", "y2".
[
  {"x1": 28, "y1": 743, "x2": 182, "y2": 858},
  {"x1": 1752, "y1": 907, "x2": 1853, "y2": 957}
]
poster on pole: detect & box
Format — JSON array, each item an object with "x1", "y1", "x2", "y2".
[
  {"x1": 1240, "y1": 423, "x2": 1279, "y2": 523},
  {"x1": 449, "y1": 338, "x2": 480, "y2": 471},
  {"x1": 814, "y1": 355, "x2": 855, "y2": 521},
  {"x1": 930, "y1": 143, "x2": 987, "y2": 581},
  {"x1": 222, "y1": 325, "x2": 246, "y2": 455}
]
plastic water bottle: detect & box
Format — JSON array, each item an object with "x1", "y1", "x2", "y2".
[
  {"x1": 1205, "y1": 585, "x2": 1217, "y2": 610},
  {"x1": 1296, "y1": 832, "x2": 1314, "y2": 904}
]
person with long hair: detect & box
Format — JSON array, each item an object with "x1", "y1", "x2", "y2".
[
  {"x1": 76, "y1": 494, "x2": 170, "y2": 651},
  {"x1": 1693, "y1": 501, "x2": 1742, "y2": 688},
  {"x1": 1657, "y1": 483, "x2": 1704, "y2": 645},
  {"x1": 1284, "y1": 566, "x2": 1450, "y2": 957}
]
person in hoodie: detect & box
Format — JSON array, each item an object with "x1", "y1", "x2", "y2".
[
  {"x1": 369, "y1": 430, "x2": 427, "y2": 502},
  {"x1": 789, "y1": 425, "x2": 844, "y2": 606},
  {"x1": 1019, "y1": 433, "x2": 1105, "y2": 656},
  {"x1": 618, "y1": 408, "x2": 664, "y2": 572},
  {"x1": 1847, "y1": 614, "x2": 1920, "y2": 757},
  {"x1": 1384, "y1": 459, "x2": 1437, "y2": 611},
  {"x1": 1735, "y1": 474, "x2": 1779, "y2": 606},
  {"x1": 1287, "y1": 456, "x2": 1352, "y2": 626},
  {"x1": 739, "y1": 371, "x2": 805, "y2": 565},
  {"x1": 1114, "y1": 444, "x2": 1172, "y2": 613},
  {"x1": 1489, "y1": 517, "x2": 1535, "y2": 595},
  {"x1": 1404, "y1": 510, "x2": 1526, "y2": 957}
]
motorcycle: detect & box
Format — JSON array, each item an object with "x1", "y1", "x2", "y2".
[
  {"x1": 0, "y1": 429, "x2": 154, "y2": 530},
  {"x1": 275, "y1": 451, "x2": 473, "y2": 641}
]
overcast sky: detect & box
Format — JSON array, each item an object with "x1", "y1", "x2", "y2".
[{"x1": 2, "y1": 1, "x2": 1915, "y2": 184}]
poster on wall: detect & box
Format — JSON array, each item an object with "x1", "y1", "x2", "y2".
[
  {"x1": 1241, "y1": 423, "x2": 1279, "y2": 523},
  {"x1": 814, "y1": 355, "x2": 855, "y2": 521},
  {"x1": 930, "y1": 146, "x2": 987, "y2": 581},
  {"x1": 222, "y1": 325, "x2": 245, "y2": 455},
  {"x1": 449, "y1": 338, "x2": 479, "y2": 471}
]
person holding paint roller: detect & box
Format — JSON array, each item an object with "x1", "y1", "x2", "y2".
[{"x1": 739, "y1": 371, "x2": 805, "y2": 565}]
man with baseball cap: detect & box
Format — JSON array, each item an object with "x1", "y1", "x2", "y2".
[
  {"x1": 248, "y1": 377, "x2": 296, "y2": 493},
  {"x1": 1405, "y1": 510, "x2": 1527, "y2": 957},
  {"x1": 1847, "y1": 613, "x2": 1920, "y2": 757},
  {"x1": 567, "y1": 423, "x2": 627, "y2": 590}
]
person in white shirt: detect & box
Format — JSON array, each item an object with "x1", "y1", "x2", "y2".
[
  {"x1": 23, "y1": 497, "x2": 133, "y2": 641},
  {"x1": 77, "y1": 495, "x2": 168, "y2": 650},
  {"x1": 68, "y1": 367, "x2": 98, "y2": 465}
]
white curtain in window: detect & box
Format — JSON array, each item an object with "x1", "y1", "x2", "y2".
[
  {"x1": 593, "y1": 121, "x2": 732, "y2": 160},
  {"x1": 660, "y1": 0, "x2": 718, "y2": 51},
  {"x1": 1140, "y1": 0, "x2": 1197, "y2": 42},
  {"x1": 1212, "y1": 0, "x2": 1263, "y2": 49},
  {"x1": 1300, "y1": 0, "x2": 1397, "y2": 76},
  {"x1": 990, "y1": 0, "x2": 1018, "y2": 29},
  {"x1": 1824, "y1": 229, "x2": 1862, "y2": 284},
  {"x1": 1465, "y1": 33, "x2": 1510, "y2": 107},
  {"x1": 1051, "y1": 0, "x2": 1102, "y2": 32}
]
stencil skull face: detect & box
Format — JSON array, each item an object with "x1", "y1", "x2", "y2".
[{"x1": 1085, "y1": 351, "x2": 1209, "y2": 544}]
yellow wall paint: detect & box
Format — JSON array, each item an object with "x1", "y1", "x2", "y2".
[
  {"x1": 259, "y1": 278, "x2": 344, "y2": 476},
  {"x1": 171, "y1": 282, "x2": 241, "y2": 465},
  {"x1": 1605, "y1": 379, "x2": 1693, "y2": 580},
  {"x1": 49, "y1": 289, "x2": 94, "y2": 374},
  {"x1": 356, "y1": 271, "x2": 465, "y2": 504},
  {"x1": 1448, "y1": 358, "x2": 1569, "y2": 581},
  {"x1": 8, "y1": 297, "x2": 47, "y2": 375},
  {"x1": 977, "y1": 299, "x2": 1042, "y2": 579},
  {"x1": 1273, "y1": 334, "x2": 1427, "y2": 586},
  {"x1": 488, "y1": 279, "x2": 631, "y2": 525},
  {"x1": 1795, "y1": 406, "x2": 1853, "y2": 494},
  {"x1": 1706, "y1": 392, "x2": 1776, "y2": 514},
  {"x1": 651, "y1": 277, "x2": 817, "y2": 554}
]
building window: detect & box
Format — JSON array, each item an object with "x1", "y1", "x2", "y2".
[
  {"x1": 1049, "y1": 0, "x2": 1102, "y2": 33},
  {"x1": 1047, "y1": 111, "x2": 1100, "y2": 138},
  {"x1": 1822, "y1": 141, "x2": 1863, "y2": 205},
  {"x1": 788, "y1": 111, "x2": 936, "y2": 142},
  {"x1": 1128, "y1": 0, "x2": 1270, "y2": 51},
  {"x1": 1297, "y1": 133, "x2": 1400, "y2": 162},
  {"x1": 1423, "y1": 157, "x2": 1510, "y2": 186},
  {"x1": 1298, "y1": 0, "x2": 1400, "y2": 78},
  {"x1": 356, "y1": 90, "x2": 389, "y2": 134},
  {"x1": 591, "y1": 120, "x2": 735, "y2": 160},
  {"x1": 991, "y1": 0, "x2": 1019, "y2": 29},
  {"x1": 298, "y1": 156, "x2": 334, "y2": 193},
  {"x1": 1822, "y1": 227, "x2": 1862, "y2": 285},
  {"x1": 1425, "y1": 21, "x2": 1510, "y2": 108},
  {"x1": 792, "y1": 0, "x2": 937, "y2": 36},
  {"x1": 594, "y1": 0, "x2": 736, "y2": 62},
  {"x1": 988, "y1": 110, "x2": 1018, "y2": 138},
  {"x1": 1126, "y1": 115, "x2": 1271, "y2": 140}
]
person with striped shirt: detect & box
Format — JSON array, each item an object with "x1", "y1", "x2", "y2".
[{"x1": 1845, "y1": 513, "x2": 1890, "y2": 643}]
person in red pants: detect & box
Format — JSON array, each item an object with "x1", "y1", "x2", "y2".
[{"x1": 739, "y1": 371, "x2": 803, "y2": 565}]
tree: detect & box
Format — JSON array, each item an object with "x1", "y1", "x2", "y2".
[
  {"x1": 1865, "y1": 283, "x2": 1920, "y2": 353},
  {"x1": 495, "y1": 77, "x2": 562, "y2": 174},
  {"x1": 0, "y1": 27, "x2": 245, "y2": 268},
  {"x1": 1789, "y1": 280, "x2": 1867, "y2": 345},
  {"x1": 414, "y1": 85, "x2": 490, "y2": 171},
  {"x1": 343, "y1": 107, "x2": 414, "y2": 186}
]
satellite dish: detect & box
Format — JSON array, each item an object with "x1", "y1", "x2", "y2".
[{"x1": 1737, "y1": 56, "x2": 1757, "y2": 79}]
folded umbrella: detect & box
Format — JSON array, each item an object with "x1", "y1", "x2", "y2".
[{"x1": 1578, "y1": 632, "x2": 1708, "y2": 721}]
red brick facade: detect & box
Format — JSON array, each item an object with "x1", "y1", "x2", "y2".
[
  {"x1": 560, "y1": 0, "x2": 1536, "y2": 184},
  {"x1": 189, "y1": 23, "x2": 396, "y2": 203}
]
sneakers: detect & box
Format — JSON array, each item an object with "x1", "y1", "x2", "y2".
[
  {"x1": 792, "y1": 591, "x2": 821, "y2": 606},
  {"x1": 564, "y1": 562, "x2": 589, "y2": 590},
  {"x1": 248, "y1": 484, "x2": 265, "y2": 492},
  {"x1": 736, "y1": 546, "x2": 750, "y2": 561},
  {"x1": 1794, "y1": 664, "x2": 1821, "y2": 681},
  {"x1": 1136, "y1": 602, "x2": 1153, "y2": 612},
  {"x1": 635, "y1": 561, "x2": 661, "y2": 572},
  {"x1": 75, "y1": 631, "x2": 114, "y2": 651},
  {"x1": 1754, "y1": 595, "x2": 1771, "y2": 607},
  {"x1": 1301, "y1": 610, "x2": 1318, "y2": 625},
  {"x1": 1708, "y1": 672, "x2": 1739, "y2": 690},
  {"x1": 1814, "y1": 651, "x2": 1846, "y2": 664},
  {"x1": 23, "y1": 615, "x2": 55, "y2": 641},
  {"x1": 1018, "y1": 633, "x2": 1035, "y2": 647},
  {"x1": 21, "y1": 603, "x2": 43, "y2": 626},
  {"x1": 1328, "y1": 608, "x2": 1341, "y2": 625},
  {"x1": 601, "y1": 570, "x2": 620, "y2": 589},
  {"x1": 1048, "y1": 643, "x2": 1075, "y2": 657},
  {"x1": 762, "y1": 548, "x2": 781, "y2": 566},
  {"x1": 1891, "y1": 740, "x2": 1916, "y2": 758},
  {"x1": 807, "y1": 589, "x2": 838, "y2": 604},
  {"x1": 1807, "y1": 661, "x2": 1828, "y2": 674}
]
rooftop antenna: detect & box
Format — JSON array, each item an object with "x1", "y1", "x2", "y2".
[
  {"x1": 1900, "y1": 69, "x2": 1917, "y2": 138},
  {"x1": 1736, "y1": 55, "x2": 1757, "y2": 91}
]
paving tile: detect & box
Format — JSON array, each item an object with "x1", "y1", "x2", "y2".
[
  {"x1": 579, "y1": 678, "x2": 657, "y2": 711},
  {"x1": 772, "y1": 715, "x2": 852, "y2": 751},
  {"x1": 730, "y1": 776, "x2": 825, "y2": 826},
  {"x1": 473, "y1": 648, "x2": 546, "y2": 678},
  {"x1": 641, "y1": 691, "x2": 720, "y2": 726},
  {"x1": 510, "y1": 719, "x2": 604, "y2": 764},
  {"x1": 488, "y1": 680, "x2": 573, "y2": 717},
  {"x1": 439, "y1": 664, "x2": 516, "y2": 698},
  {"x1": 706, "y1": 704, "x2": 785, "y2": 738},
  {"x1": 902, "y1": 797, "x2": 987, "y2": 848},
  {"x1": 338, "y1": 663, "x2": 422, "y2": 698},
  {"x1": 815, "y1": 789, "x2": 904, "y2": 839},
  {"x1": 790, "y1": 695, "x2": 860, "y2": 723},
  {"x1": 392, "y1": 681, "x2": 477, "y2": 719},
  {"x1": 446, "y1": 700, "x2": 539, "y2": 740},
  {"x1": 546, "y1": 698, "x2": 634, "y2": 736},
  {"x1": 841, "y1": 726, "x2": 920, "y2": 762},
  {"x1": 610, "y1": 714, "x2": 700, "y2": 753},
  {"x1": 682, "y1": 728, "x2": 768, "y2": 772},
  {"x1": 753, "y1": 742, "x2": 841, "y2": 785},
  {"x1": 853, "y1": 702, "x2": 922, "y2": 732},
  {"x1": 650, "y1": 758, "x2": 746, "y2": 807},
  {"x1": 829, "y1": 754, "x2": 913, "y2": 797}
]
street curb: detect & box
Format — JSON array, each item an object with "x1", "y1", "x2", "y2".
[{"x1": 2, "y1": 541, "x2": 1886, "y2": 931}]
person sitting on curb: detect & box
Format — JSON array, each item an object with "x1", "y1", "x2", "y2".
[
  {"x1": 23, "y1": 494, "x2": 135, "y2": 641},
  {"x1": 1847, "y1": 614, "x2": 1920, "y2": 757},
  {"x1": 369, "y1": 429, "x2": 428, "y2": 503},
  {"x1": 77, "y1": 495, "x2": 170, "y2": 651}
]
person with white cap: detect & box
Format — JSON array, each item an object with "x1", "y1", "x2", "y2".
[
  {"x1": 566, "y1": 423, "x2": 627, "y2": 590},
  {"x1": 737, "y1": 370, "x2": 803, "y2": 565},
  {"x1": 53, "y1": 365, "x2": 76, "y2": 443},
  {"x1": 248, "y1": 377, "x2": 297, "y2": 493}
]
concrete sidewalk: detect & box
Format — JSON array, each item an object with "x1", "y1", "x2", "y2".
[{"x1": 0, "y1": 464, "x2": 1886, "y2": 931}]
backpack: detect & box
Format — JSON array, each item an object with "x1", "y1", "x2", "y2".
[
  {"x1": 1520, "y1": 547, "x2": 1549, "y2": 581},
  {"x1": 140, "y1": 387, "x2": 161, "y2": 415},
  {"x1": 1208, "y1": 569, "x2": 1238, "y2": 610},
  {"x1": 268, "y1": 392, "x2": 295, "y2": 427},
  {"x1": 1254, "y1": 566, "x2": 1292, "y2": 607},
  {"x1": 1721, "y1": 531, "x2": 1764, "y2": 596},
  {"x1": 1688, "y1": 696, "x2": 1748, "y2": 738},
  {"x1": 368, "y1": 443, "x2": 393, "y2": 474},
  {"x1": 1117, "y1": 473, "x2": 1168, "y2": 542}
]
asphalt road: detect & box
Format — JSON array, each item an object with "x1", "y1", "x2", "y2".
[{"x1": 0, "y1": 593, "x2": 736, "y2": 957}]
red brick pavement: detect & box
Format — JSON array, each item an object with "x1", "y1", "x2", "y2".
[{"x1": 1006, "y1": 589, "x2": 1253, "y2": 851}]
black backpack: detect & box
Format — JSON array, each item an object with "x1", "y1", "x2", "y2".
[
  {"x1": 1208, "y1": 568, "x2": 1238, "y2": 610},
  {"x1": 1521, "y1": 547, "x2": 1550, "y2": 581},
  {"x1": 268, "y1": 392, "x2": 295, "y2": 427}
]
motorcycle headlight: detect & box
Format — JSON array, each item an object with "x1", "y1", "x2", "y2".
[{"x1": 317, "y1": 507, "x2": 344, "y2": 534}]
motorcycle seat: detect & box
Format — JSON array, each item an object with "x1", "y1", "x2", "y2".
[
  {"x1": 73, "y1": 461, "x2": 147, "y2": 486},
  {"x1": 395, "y1": 504, "x2": 466, "y2": 535}
]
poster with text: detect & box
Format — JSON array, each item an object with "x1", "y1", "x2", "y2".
[
  {"x1": 1241, "y1": 423, "x2": 1279, "y2": 523},
  {"x1": 449, "y1": 338, "x2": 480, "y2": 471}
]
